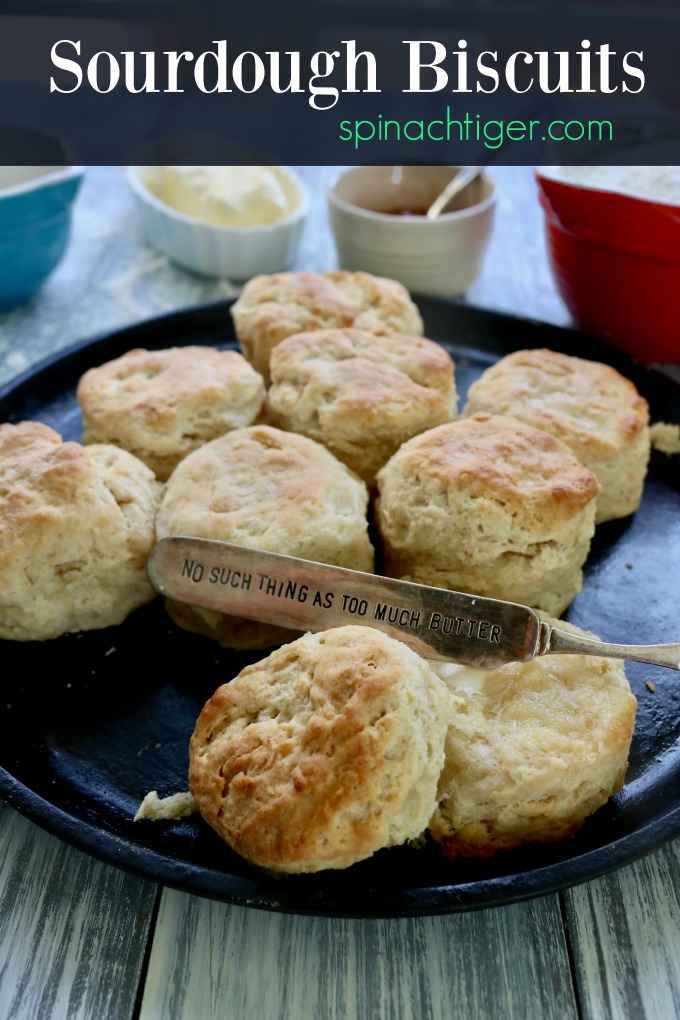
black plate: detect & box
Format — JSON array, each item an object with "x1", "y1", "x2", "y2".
[{"x1": 1, "y1": 298, "x2": 679, "y2": 917}]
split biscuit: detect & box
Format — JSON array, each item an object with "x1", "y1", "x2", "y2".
[
  {"x1": 267, "y1": 327, "x2": 457, "y2": 485},
  {"x1": 375, "y1": 413, "x2": 600, "y2": 617},
  {"x1": 0, "y1": 421, "x2": 162, "y2": 641},
  {"x1": 427, "y1": 619, "x2": 637, "y2": 858},
  {"x1": 156, "y1": 425, "x2": 374, "y2": 649},
  {"x1": 189, "y1": 626, "x2": 452, "y2": 874},
  {"x1": 231, "y1": 270, "x2": 424, "y2": 380},
  {"x1": 77, "y1": 346, "x2": 265, "y2": 481},
  {"x1": 463, "y1": 348, "x2": 650, "y2": 523}
]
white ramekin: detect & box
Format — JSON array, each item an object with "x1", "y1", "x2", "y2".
[{"x1": 126, "y1": 166, "x2": 309, "y2": 280}]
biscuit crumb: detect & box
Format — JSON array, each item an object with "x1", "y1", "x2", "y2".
[
  {"x1": 104, "y1": 647, "x2": 116, "y2": 657},
  {"x1": 134, "y1": 790, "x2": 198, "y2": 822},
  {"x1": 646, "y1": 680, "x2": 656, "y2": 693},
  {"x1": 626, "y1": 562, "x2": 633, "y2": 570},
  {"x1": 650, "y1": 422, "x2": 680, "y2": 456}
]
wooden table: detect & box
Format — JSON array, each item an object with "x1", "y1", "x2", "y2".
[{"x1": 1, "y1": 166, "x2": 679, "y2": 1020}]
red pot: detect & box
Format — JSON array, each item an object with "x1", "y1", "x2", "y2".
[{"x1": 536, "y1": 167, "x2": 680, "y2": 363}]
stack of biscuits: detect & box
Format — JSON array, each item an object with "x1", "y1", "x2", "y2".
[{"x1": 2, "y1": 267, "x2": 650, "y2": 875}]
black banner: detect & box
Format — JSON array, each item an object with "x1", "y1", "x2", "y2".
[{"x1": 0, "y1": 0, "x2": 678, "y2": 163}]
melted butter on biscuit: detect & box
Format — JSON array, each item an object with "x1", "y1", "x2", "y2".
[{"x1": 429, "y1": 661, "x2": 490, "y2": 694}]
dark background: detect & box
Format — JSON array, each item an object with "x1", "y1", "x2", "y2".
[{"x1": 0, "y1": 0, "x2": 678, "y2": 163}]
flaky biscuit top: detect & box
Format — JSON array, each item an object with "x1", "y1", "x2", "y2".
[
  {"x1": 232, "y1": 270, "x2": 424, "y2": 378},
  {"x1": 464, "y1": 348, "x2": 649, "y2": 462},
  {"x1": 233, "y1": 271, "x2": 359, "y2": 346},
  {"x1": 270, "y1": 327, "x2": 453, "y2": 390},
  {"x1": 380, "y1": 412, "x2": 599, "y2": 517},
  {"x1": 324, "y1": 270, "x2": 424, "y2": 335},
  {"x1": 375, "y1": 413, "x2": 600, "y2": 572},
  {"x1": 267, "y1": 328, "x2": 457, "y2": 480},
  {"x1": 76, "y1": 346, "x2": 266, "y2": 479},
  {"x1": 0, "y1": 420, "x2": 158, "y2": 535},
  {"x1": 156, "y1": 425, "x2": 374, "y2": 569}
]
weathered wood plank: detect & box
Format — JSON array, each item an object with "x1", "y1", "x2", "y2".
[
  {"x1": 0, "y1": 803, "x2": 157, "y2": 1020},
  {"x1": 140, "y1": 887, "x2": 578, "y2": 1020},
  {"x1": 565, "y1": 841, "x2": 680, "y2": 1020}
]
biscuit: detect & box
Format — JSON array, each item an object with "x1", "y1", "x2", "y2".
[
  {"x1": 463, "y1": 348, "x2": 650, "y2": 523},
  {"x1": 77, "y1": 346, "x2": 265, "y2": 481},
  {"x1": 134, "y1": 790, "x2": 197, "y2": 822},
  {"x1": 267, "y1": 327, "x2": 457, "y2": 485},
  {"x1": 375, "y1": 413, "x2": 600, "y2": 617},
  {"x1": 156, "y1": 425, "x2": 374, "y2": 648},
  {"x1": 0, "y1": 421, "x2": 162, "y2": 641},
  {"x1": 189, "y1": 626, "x2": 452, "y2": 874},
  {"x1": 231, "y1": 270, "x2": 424, "y2": 380},
  {"x1": 427, "y1": 619, "x2": 637, "y2": 858}
]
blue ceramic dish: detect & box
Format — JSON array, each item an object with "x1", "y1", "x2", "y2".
[{"x1": 0, "y1": 165, "x2": 84, "y2": 310}]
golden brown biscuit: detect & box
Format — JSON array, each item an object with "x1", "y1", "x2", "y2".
[
  {"x1": 156, "y1": 425, "x2": 374, "y2": 648},
  {"x1": 231, "y1": 270, "x2": 424, "y2": 380},
  {"x1": 324, "y1": 270, "x2": 424, "y2": 334},
  {"x1": 77, "y1": 346, "x2": 265, "y2": 481},
  {"x1": 375, "y1": 413, "x2": 600, "y2": 617},
  {"x1": 463, "y1": 348, "x2": 650, "y2": 523},
  {"x1": 189, "y1": 626, "x2": 452, "y2": 874},
  {"x1": 0, "y1": 421, "x2": 162, "y2": 641},
  {"x1": 427, "y1": 619, "x2": 637, "y2": 858},
  {"x1": 267, "y1": 327, "x2": 457, "y2": 485}
]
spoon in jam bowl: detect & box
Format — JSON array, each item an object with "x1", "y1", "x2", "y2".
[{"x1": 427, "y1": 166, "x2": 482, "y2": 219}]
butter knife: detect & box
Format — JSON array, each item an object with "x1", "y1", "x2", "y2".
[{"x1": 147, "y1": 537, "x2": 680, "y2": 671}]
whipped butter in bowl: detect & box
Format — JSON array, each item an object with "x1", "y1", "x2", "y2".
[
  {"x1": 127, "y1": 164, "x2": 308, "y2": 279},
  {"x1": 144, "y1": 165, "x2": 301, "y2": 226}
]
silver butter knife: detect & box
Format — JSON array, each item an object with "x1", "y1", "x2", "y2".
[{"x1": 147, "y1": 537, "x2": 680, "y2": 672}]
